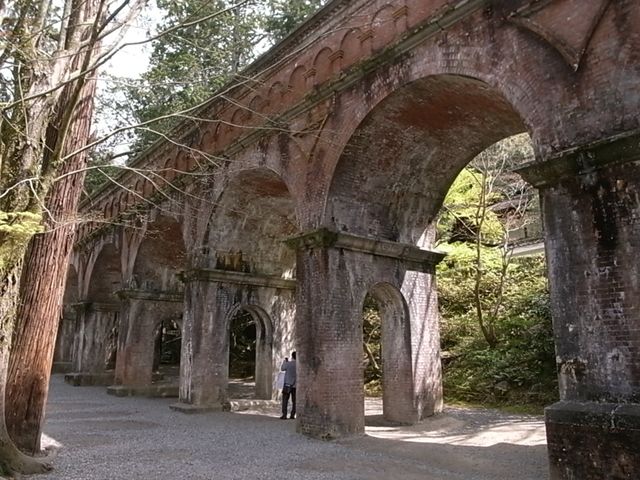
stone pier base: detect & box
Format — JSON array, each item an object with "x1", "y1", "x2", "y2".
[
  {"x1": 169, "y1": 403, "x2": 228, "y2": 414},
  {"x1": 546, "y1": 401, "x2": 640, "y2": 479},
  {"x1": 106, "y1": 384, "x2": 179, "y2": 398},
  {"x1": 64, "y1": 372, "x2": 114, "y2": 386}
]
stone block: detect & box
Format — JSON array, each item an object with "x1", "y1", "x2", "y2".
[
  {"x1": 64, "y1": 372, "x2": 114, "y2": 386},
  {"x1": 106, "y1": 384, "x2": 179, "y2": 398},
  {"x1": 546, "y1": 401, "x2": 640, "y2": 479}
]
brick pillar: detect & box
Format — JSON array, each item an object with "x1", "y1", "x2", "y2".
[
  {"x1": 114, "y1": 290, "x2": 183, "y2": 388},
  {"x1": 52, "y1": 305, "x2": 77, "y2": 373},
  {"x1": 178, "y1": 273, "x2": 233, "y2": 410},
  {"x1": 288, "y1": 229, "x2": 444, "y2": 438},
  {"x1": 518, "y1": 133, "x2": 640, "y2": 480},
  {"x1": 66, "y1": 302, "x2": 119, "y2": 386},
  {"x1": 175, "y1": 269, "x2": 296, "y2": 412},
  {"x1": 401, "y1": 270, "x2": 443, "y2": 420}
]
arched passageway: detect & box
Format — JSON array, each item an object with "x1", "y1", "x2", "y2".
[
  {"x1": 152, "y1": 317, "x2": 182, "y2": 381},
  {"x1": 66, "y1": 243, "x2": 122, "y2": 385},
  {"x1": 362, "y1": 283, "x2": 414, "y2": 425},
  {"x1": 296, "y1": 74, "x2": 532, "y2": 438},
  {"x1": 53, "y1": 265, "x2": 80, "y2": 373},
  {"x1": 178, "y1": 168, "x2": 297, "y2": 410},
  {"x1": 113, "y1": 214, "x2": 186, "y2": 395},
  {"x1": 227, "y1": 305, "x2": 274, "y2": 401}
]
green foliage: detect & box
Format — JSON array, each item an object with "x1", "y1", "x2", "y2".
[
  {"x1": 436, "y1": 136, "x2": 556, "y2": 406},
  {"x1": 114, "y1": 0, "x2": 327, "y2": 152},
  {"x1": 264, "y1": 0, "x2": 326, "y2": 42},
  {"x1": 363, "y1": 294, "x2": 381, "y2": 394},
  {"x1": 438, "y1": 168, "x2": 503, "y2": 245},
  {"x1": 229, "y1": 311, "x2": 256, "y2": 378},
  {"x1": 439, "y1": 250, "x2": 557, "y2": 406}
]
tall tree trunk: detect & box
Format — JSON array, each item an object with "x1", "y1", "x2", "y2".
[
  {"x1": 6, "y1": 71, "x2": 97, "y2": 454},
  {"x1": 0, "y1": 255, "x2": 51, "y2": 476}
]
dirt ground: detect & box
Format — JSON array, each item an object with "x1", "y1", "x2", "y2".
[{"x1": 41, "y1": 376, "x2": 549, "y2": 479}]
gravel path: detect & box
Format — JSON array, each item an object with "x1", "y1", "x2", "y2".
[{"x1": 40, "y1": 375, "x2": 549, "y2": 479}]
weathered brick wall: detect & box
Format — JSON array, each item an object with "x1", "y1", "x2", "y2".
[
  {"x1": 293, "y1": 231, "x2": 442, "y2": 438},
  {"x1": 115, "y1": 293, "x2": 183, "y2": 387},
  {"x1": 518, "y1": 134, "x2": 640, "y2": 479},
  {"x1": 73, "y1": 304, "x2": 119, "y2": 374},
  {"x1": 180, "y1": 272, "x2": 295, "y2": 407}
]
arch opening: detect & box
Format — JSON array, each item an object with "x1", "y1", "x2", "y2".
[
  {"x1": 327, "y1": 73, "x2": 556, "y2": 420},
  {"x1": 226, "y1": 305, "x2": 274, "y2": 401},
  {"x1": 152, "y1": 317, "x2": 182, "y2": 384},
  {"x1": 54, "y1": 264, "x2": 80, "y2": 373},
  {"x1": 206, "y1": 168, "x2": 298, "y2": 278},
  {"x1": 87, "y1": 243, "x2": 121, "y2": 303},
  {"x1": 326, "y1": 74, "x2": 528, "y2": 245},
  {"x1": 133, "y1": 215, "x2": 186, "y2": 292},
  {"x1": 362, "y1": 283, "x2": 413, "y2": 425}
]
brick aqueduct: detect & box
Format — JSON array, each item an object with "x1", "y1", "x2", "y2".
[{"x1": 55, "y1": 1, "x2": 639, "y2": 478}]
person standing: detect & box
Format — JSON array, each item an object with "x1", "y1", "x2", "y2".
[{"x1": 280, "y1": 351, "x2": 296, "y2": 419}]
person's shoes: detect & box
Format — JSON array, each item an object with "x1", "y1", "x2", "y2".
[
  {"x1": 280, "y1": 415, "x2": 287, "y2": 419},
  {"x1": 289, "y1": 414, "x2": 296, "y2": 419}
]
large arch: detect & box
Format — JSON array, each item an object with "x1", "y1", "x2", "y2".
[
  {"x1": 178, "y1": 167, "x2": 298, "y2": 410},
  {"x1": 132, "y1": 214, "x2": 186, "y2": 291},
  {"x1": 113, "y1": 214, "x2": 186, "y2": 393},
  {"x1": 53, "y1": 264, "x2": 80, "y2": 373},
  {"x1": 293, "y1": 73, "x2": 532, "y2": 439},
  {"x1": 324, "y1": 74, "x2": 527, "y2": 245},
  {"x1": 68, "y1": 242, "x2": 122, "y2": 384},
  {"x1": 87, "y1": 242, "x2": 122, "y2": 303},
  {"x1": 207, "y1": 167, "x2": 299, "y2": 276}
]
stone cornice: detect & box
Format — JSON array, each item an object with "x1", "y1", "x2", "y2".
[
  {"x1": 285, "y1": 229, "x2": 445, "y2": 269},
  {"x1": 115, "y1": 289, "x2": 183, "y2": 302},
  {"x1": 516, "y1": 129, "x2": 640, "y2": 187},
  {"x1": 180, "y1": 269, "x2": 296, "y2": 290}
]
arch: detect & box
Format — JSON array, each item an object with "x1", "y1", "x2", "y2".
[
  {"x1": 201, "y1": 128, "x2": 217, "y2": 151},
  {"x1": 230, "y1": 107, "x2": 247, "y2": 127},
  {"x1": 365, "y1": 282, "x2": 413, "y2": 423},
  {"x1": 313, "y1": 47, "x2": 334, "y2": 84},
  {"x1": 249, "y1": 95, "x2": 265, "y2": 117},
  {"x1": 340, "y1": 28, "x2": 362, "y2": 68},
  {"x1": 103, "y1": 200, "x2": 111, "y2": 220},
  {"x1": 87, "y1": 242, "x2": 121, "y2": 303},
  {"x1": 142, "y1": 179, "x2": 154, "y2": 197},
  {"x1": 151, "y1": 316, "x2": 182, "y2": 378},
  {"x1": 371, "y1": 5, "x2": 397, "y2": 51},
  {"x1": 175, "y1": 153, "x2": 188, "y2": 173},
  {"x1": 206, "y1": 167, "x2": 299, "y2": 277},
  {"x1": 324, "y1": 74, "x2": 528, "y2": 245},
  {"x1": 132, "y1": 214, "x2": 186, "y2": 292},
  {"x1": 54, "y1": 264, "x2": 80, "y2": 371},
  {"x1": 185, "y1": 153, "x2": 198, "y2": 172},
  {"x1": 63, "y1": 263, "x2": 79, "y2": 306},
  {"x1": 225, "y1": 304, "x2": 274, "y2": 400},
  {"x1": 288, "y1": 65, "x2": 307, "y2": 98},
  {"x1": 267, "y1": 81, "x2": 286, "y2": 112},
  {"x1": 115, "y1": 192, "x2": 126, "y2": 217},
  {"x1": 134, "y1": 179, "x2": 144, "y2": 196},
  {"x1": 164, "y1": 157, "x2": 177, "y2": 182}
]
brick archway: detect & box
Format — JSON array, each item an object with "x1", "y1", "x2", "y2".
[{"x1": 226, "y1": 304, "x2": 275, "y2": 401}]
